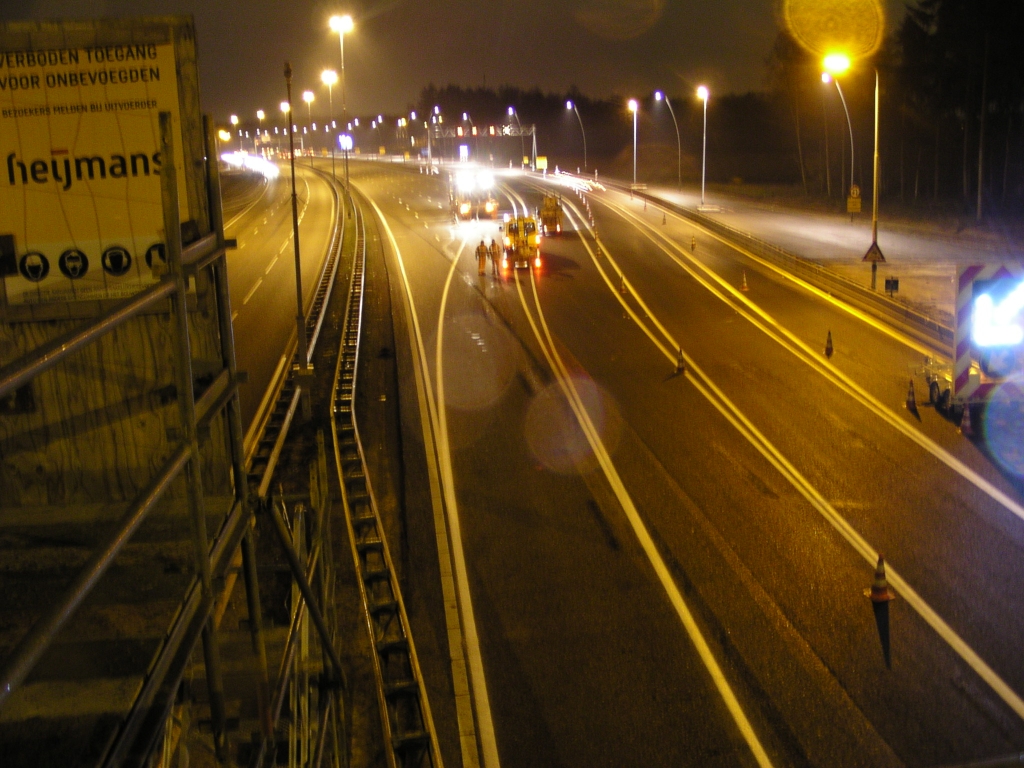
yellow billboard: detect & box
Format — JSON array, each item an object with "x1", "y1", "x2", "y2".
[{"x1": 0, "y1": 41, "x2": 188, "y2": 306}]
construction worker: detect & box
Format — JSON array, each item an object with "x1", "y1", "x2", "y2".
[
  {"x1": 476, "y1": 240, "x2": 487, "y2": 276},
  {"x1": 488, "y1": 238, "x2": 501, "y2": 277}
]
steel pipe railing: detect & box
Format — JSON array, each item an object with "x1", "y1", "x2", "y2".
[{"x1": 0, "y1": 279, "x2": 175, "y2": 399}]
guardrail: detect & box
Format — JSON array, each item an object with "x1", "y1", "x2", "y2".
[{"x1": 591, "y1": 177, "x2": 955, "y2": 355}]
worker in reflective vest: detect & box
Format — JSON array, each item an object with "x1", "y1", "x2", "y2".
[
  {"x1": 476, "y1": 240, "x2": 488, "y2": 275},
  {"x1": 488, "y1": 239, "x2": 501, "y2": 277}
]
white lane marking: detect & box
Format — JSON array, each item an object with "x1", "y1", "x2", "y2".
[
  {"x1": 242, "y1": 278, "x2": 262, "y2": 305},
  {"x1": 224, "y1": 177, "x2": 270, "y2": 231},
  {"x1": 560, "y1": 200, "x2": 1024, "y2": 724},
  {"x1": 600, "y1": 195, "x2": 1024, "y2": 528},
  {"x1": 637, "y1": 192, "x2": 945, "y2": 361},
  {"x1": 512, "y1": 264, "x2": 775, "y2": 768},
  {"x1": 265, "y1": 256, "x2": 279, "y2": 275},
  {"x1": 366, "y1": 197, "x2": 497, "y2": 768}
]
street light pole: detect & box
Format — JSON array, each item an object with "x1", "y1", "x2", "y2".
[
  {"x1": 863, "y1": 68, "x2": 886, "y2": 287},
  {"x1": 329, "y1": 15, "x2": 354, "y2": 125},
  {"x1": 697, "y1": 86, "x2": 709, "y2": 206},
  {"x1": 627, "y1": 99, "x2": 638, "y2": 186},
  {"x1": 321, "y1": 69, "x2": 338, "y2": 179},
  {"x1": 283, "y1": 63, "x2": 309, "y2": 372},
  {"x1": 508, "y1": 106, "x2": 525, "y2": 167},
  {"x1": 655, "y1": 91, "x2": 681, "y2": 189},
  {"x1": 822, "y1": 55, "x2": 855, "y2": 195},
  {"x1": 256, "y1": 110, "x2": 265, "y2": 155},
  {"x1": 566, "y1": 100, "x2": 587, "y2": 171}
]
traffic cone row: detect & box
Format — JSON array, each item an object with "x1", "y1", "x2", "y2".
[
  {"x1": 865, "y1": 555, "x2": 897, "y2": 603},
  {"x1": 824, "y1": 330, "x2": 834, "y2": 359}
]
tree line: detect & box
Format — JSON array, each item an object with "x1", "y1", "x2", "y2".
[{"x1": 394, "y1": 1, "x2": 1024, "y2": 219}]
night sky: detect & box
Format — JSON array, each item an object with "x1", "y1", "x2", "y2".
[{"x1": 2, "y1": 0, "x2": 905, "y2": 121}]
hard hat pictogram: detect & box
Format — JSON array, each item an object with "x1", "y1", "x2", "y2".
[
  {"x1": 59, "y1": 249, "x2": 89, "y2": 279},
  {"x1": 19, "y1": 252, "x2": 49, "y2": 282},
  {"x1": 102, "y1": 246, "x2": 132, "y2": 276}
]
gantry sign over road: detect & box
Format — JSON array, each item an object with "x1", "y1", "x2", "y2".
[{"x1": 0, "y1": 18, "x2": 203, "y2": 312}]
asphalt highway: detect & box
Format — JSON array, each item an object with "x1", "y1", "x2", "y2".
[
  {"x1": 339, "y1": 160, "x2": 1024, "y2": 768},
  {"x1": 219, "y1": 164, "x2": 338, "y2": 432}
]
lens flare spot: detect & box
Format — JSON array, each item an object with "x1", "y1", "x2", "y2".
[
  {"x1": 524, "y1": 378, "x2": 622, "y2": 474},
  {"x1": 983, "y1": 378, "x2": 1024, "y2": 476},
  {"x1": 781, "y1": 0, "x2": 885, "y2": 58}
]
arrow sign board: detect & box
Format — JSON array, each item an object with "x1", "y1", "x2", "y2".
[
  {"x1": 955, "y1": 264, "x2": 1024, "y2": 402},
  {"x1": 0, "y1": 18, "x2": 200, "y2": 310},
  {"x1": 972, "y1": 278, "x2": 1024, "y2": 348}
]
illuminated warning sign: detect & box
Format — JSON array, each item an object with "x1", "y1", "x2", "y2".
[
  {"x1": 955, "y1": 264, "x2": 1024, "y2": 402},
  {"x1": 0, "y1": 38, "x2": 189, "y2": 306}
]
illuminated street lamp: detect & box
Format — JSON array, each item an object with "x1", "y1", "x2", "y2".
[
  {"x1": 696, "y1": 86, "x2": 709, "y2": 207},
  {"x1": 230, "y1": 114, "x2": 240, "y2": 151},
  {"x1": 566, "y1": 100, "x2": 587, "y2": 170},
  {"x1": 256, "y1": 109, "x2": 265, "y2": 155},
  {"x1": 328, "y1": 14, "x2": 354, "y2": 121},
  {"x1": 302, "y1": 90, "x2": 315, "y2": 165},
  {"x1": 822, "y1": 54, "x2": 854, "y2": 198},
  {"x1": 339, "y1": 133, "x2": 352, "y2": 186},
  {"x1": 508, "y1": 106, "x2": 525, "y2": 166},
  {"x1": 824, "y1": 52, "x2": 885, "y2": 286},
  {"x1": 321, "y1": 69, "x2": 338, "y2": 176},
  {"x1": 655, "y1": 91, "x2": 680, "y2": 189},
  {"x1": 627, "y1": 99, "x2": 638, "y2": 186}
]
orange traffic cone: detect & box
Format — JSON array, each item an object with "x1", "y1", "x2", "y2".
[
  {"x1": 905, "y1": 380, "x2": 917, "y2": 412},
  {"x1": 690, "y1": 235, "x2": 696, "y2": 252},
  {"x1": 619, "y1": 273, "x2": 627, "y2": 295},
  {"x1": 676, "y1": 348, "x2": 685, "y2": 374},
  {"x1": 663, "y1": 212, "x2": 667, "y2": 225},
  {"x1": 865, "y1": 555, "x2": 897, "y2": 602},
  {"x1": 824, "y1": 330, "x2": 834, "y2": 359},
  {"x1": 959, "y1": 404, "x2": 975, "y2": 437},
  {"x1": 740, "y1": 271, "x2": 749, "y2": 292}
]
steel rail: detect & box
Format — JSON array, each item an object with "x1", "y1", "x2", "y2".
[{"x1": 329, "y1": 195, "x2": 442, "y2": 768}]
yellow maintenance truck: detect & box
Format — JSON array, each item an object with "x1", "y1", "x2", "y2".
[
  {"x1": 539, "y1": 194, "x2": 563, "y2": 235},
  {"x1": 502, "y1": 214, "x2": 541, "y2": 271}
]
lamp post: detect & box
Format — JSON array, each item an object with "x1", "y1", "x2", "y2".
[
  {"x1": 508, "y1": 106, "x2": 525, "y2": 167},
  {"x1": 230, "y1": 114, "x2": 239, "y2": 152},
  {"x1": 339, "y1": 133, "x2": 352, "y2": 187},
  {"x1": 822, "y1": 54, "x2": 855, "y2": 198},
  {"x1": 328, "y1": 14, "x2": 354, "y2": 123},
  {"x1": 283, "y1": 63, "x2": 309, "y2": 374},
  {"x1": 280, "y1": 101, "x2": 290, "y2": 157},
  {"x1": 302, "y1": 90, "x2": 315, "y2": 166},
  {"x1": 824, "y1": 52, "x2": 885, "y2": 287},
  {"x1": 627, "y1": 99, "x2": 638, "y2": 186},
  {"x1": 566, "y1": 100, "x2": 587, "y2": 171},
  {"x1": 655, "y1": 91, "x2": 681, "y2": 189},
  {"x1": 321, "y1": 69, "x2": 338, "y2": 177},
  {"x1": 256, "y1": 110, "x2": 265, "y2": 155},
  {"x1": 696, "y1": 86, "x2": 709, "y2": 207}
]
